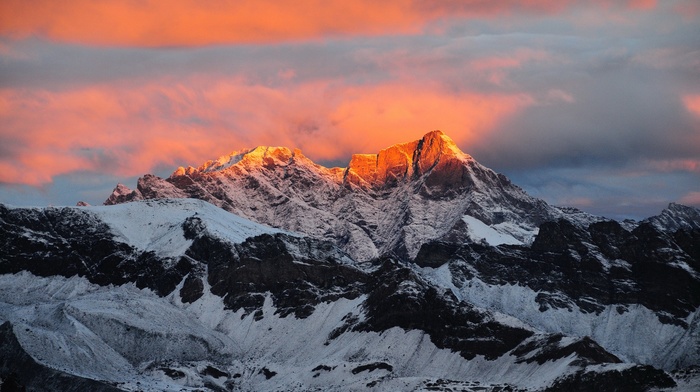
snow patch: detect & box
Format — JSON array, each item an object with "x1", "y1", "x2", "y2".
[
  {"x1": 84, "y1": 199, "x2": 285, "y2": 258},
  {"x1": 462, "y1": 215, "x2": 523, "y2": 246}
]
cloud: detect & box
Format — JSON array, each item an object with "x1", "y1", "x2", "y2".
[
  {"x1": 505, "y1": 164, "x2": 700, "y2": 219},
  {"x1": 684, "y1": 95, "x2": 700, "y2": 117},
  {"x1": 1, "y1": 11, "x2": 698, "y2": 190},
  {"x1": 0, "y1": 0, "x2": 666, "y2": 47},
  {"x1": 680, "y1": 191, "x2": 700, "y2": 206},
  {"x1": 467, "y1": 46, "x2": 700, "y2": 173},
  {"x1": 0, "y1": 78, "x2": 531, "y2": 185},
  {"x1": 1, "y1": 0, "x2": 698, "y2": 219}
]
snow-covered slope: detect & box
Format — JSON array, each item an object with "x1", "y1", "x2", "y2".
[
  {"x1": 105, "y1": 131, "x2": 596, "y2": 261},
  {"x1": 1, "y1": 200, "x2": 690, "y2": 391},
  {"x1": 88, "y1": 198, "x2": 285, "y2": 258},
  {"x1": 461, "y1": 215, "x2": 525, "y2": 246}
]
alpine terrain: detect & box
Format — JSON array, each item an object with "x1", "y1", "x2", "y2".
[{"x1": 1, "y1": 130, "x2": 699, "y2": 391}]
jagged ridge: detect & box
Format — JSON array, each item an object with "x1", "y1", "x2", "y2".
[{"x1": 105, "y1": 130, "x2": 589, "y2": 261}]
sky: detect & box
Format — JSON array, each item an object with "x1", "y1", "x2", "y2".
[{"x1": 0, "y1": 0, "x2": 699, "y2": 220}]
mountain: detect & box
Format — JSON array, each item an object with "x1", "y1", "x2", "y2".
[
  {"x1": 1, "y1": 199, "x2": 693, "y2": 391},
  {"x1": 1, "y1": 131, "x2": 699, "y2": 391},
  {"x1": 104, "y1": 131, "x2": 597, "y2": 261}
]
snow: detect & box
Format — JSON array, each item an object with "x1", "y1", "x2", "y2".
[
  {"x1": 448, "y1": 275, "x2": 700, "y2": 370},
  {"x1": 2, "y1": 145, "x2": 698, "y2": 390},
  {"x1": 0, "y1": 271, "x2": 596, "y2": 391},
  {"x1": 493, "y1": 221, "x2": 540, "y2": 245},
  {"x1": 669, "y1": 259, "x2": 699, "y2": 278},
  {"x1": 417, "y1": 263, "x2": 536, "y2": 334},
  {"x1": 0, "y1": 273, "x2": 189, "y2": 390},
  {"x1": 462, "y1": 215, "x2": 523, "y2": 246},
  {"x1": 199, "y1": 149, "x2": 248, "y2": 173},
  {"x1": 85, "y1": 198, "x2": 285, "y2": 258},
  {"x1": 598, "y1": 258, "x2": 632, "y2": 272}
]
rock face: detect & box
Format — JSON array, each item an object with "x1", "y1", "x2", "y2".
[
  {"x1": 2, "y1": 199, "x2": 697, "y2": 390},
  {"x1": 105, "y1": 131, "x2": 589, "y2": 261}
]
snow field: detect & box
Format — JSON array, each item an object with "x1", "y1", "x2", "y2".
[{"x1": 1, "y1": 271, "x2": 597, "y2": 391}]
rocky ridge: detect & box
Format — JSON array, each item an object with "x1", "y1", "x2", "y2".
[{"x1": 105, "y1": 131, "x2": 595, "y2": 261}]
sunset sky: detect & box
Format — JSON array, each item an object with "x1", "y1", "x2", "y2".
[{"x1": 1, "y1": 0, "x2": 699, "y2": 219}]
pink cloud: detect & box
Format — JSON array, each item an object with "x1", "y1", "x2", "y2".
[
  {"x1": 469, "y1": 49, "x2": 554, "y2": 72},
  {"x1": 562, "y1": 197, "x2": 595, "y2": 208},
  {"x1": 468, "y1": 49, "x2": 558, "y2": 86}
]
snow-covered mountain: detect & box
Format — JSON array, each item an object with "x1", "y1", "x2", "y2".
[
  {"x1": 2, "y1": 199, "x2": 696, "y2": 391},
  {"x1": 2, "y1": 131, "x2": 699, "y2": 391},
  {"x1": 104, "y1": 131, "x2": 597, "y2": 262}
]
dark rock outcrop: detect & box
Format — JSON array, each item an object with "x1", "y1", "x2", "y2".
[{"x1": 544, "y1": 365, "x2": 676, "y2": 392}]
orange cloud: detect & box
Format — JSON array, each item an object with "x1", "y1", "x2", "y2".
[
  {"x1": 684, "y1": 95, "x2": 700, "y2": 118},
  {"x1": 0, "y1": 1, "x2": 427, "y2": 46},
  {"x1": 325, "y1": 83, "x2": 532, "y2": 156},
  {"x1": 0, "y1": 0, "x2": 659, "y2": 46},
  {"x1": 0, "y1": 78, "x2": 532, "y2": 185}
]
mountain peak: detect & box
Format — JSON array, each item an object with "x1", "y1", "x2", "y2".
[
  {"x1": 167, "y1": 131, "x2": 472, "y2": 187},
  {"x1": 172, "y1": 146, "x2": 296, "y2": 178},
  {"x1": 420, "y1": 129, "x2": 464, "y2": 156},
  {"x1": 345, "y1": 130, "x2": 472, "y2": 187},
  {"x1": 647, "y1": 202, "x2": 700, "y2": 232},
  {"x1": 104, "y1": 183, "x2": 143, "y2": 205},
  {"x1": 106, "y1": 129, "x2": 556, "y2": 260},
  {"x1": 415, "y1": 129, "x2": 471, "y2": 170},
  {"x1": 419, "y1": 129, "x2": 464, "y2": 154}
]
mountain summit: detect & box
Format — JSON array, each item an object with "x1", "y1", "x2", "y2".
[
  {"x1": 105, "y1": 131, "x2": 589, "y2": 260},
  {"x1": 344, "y1": 130, "x2": 468, "y2": 188}
]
